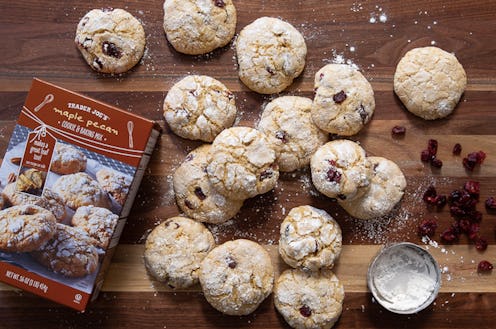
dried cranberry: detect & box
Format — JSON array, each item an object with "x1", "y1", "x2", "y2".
[
  {"x1": 184, "y1": 199, "x2": 194, "y2": 209},
  {"x1": 430, "y1": 157, "x2": 443, "y2": 168},
  {"x1": 357, "y1": 105, "x2": 368, "y2": 123},
  {"x1": 440, "y1": 227, "x2": 459, "y2": 243},
  {"x1": 260, "y1": 169, "x2": 274, "y2": 181},
  {"x1": 467, "y1": 223, "x2": 480, "y2": 240},
  {"x1": 463, "y1": 181, "x2": 480, "y2": 199},
  {"x1": 485, "y1": 197, "x2": 496, "y2": 209},
  {"x1": 423, "y1": 186, "x2": 438, "y2": 204},
  {"x1": 299, "y1": 305, "x2": 312, "y2": 317},
  {"x1": 226, "y1": 256, "x2": 237, "y2": 269},
  {"x1": 102, "y1": 41, "x2": 122, "y2": 58},
  {"x1": 194, "y1": 187, "x2": 207, "y2": 200},
  {"x1": 428, "y1": 139, "x2": 438, "y2": 156},
  {"x1": 474, "y1": 237, "x2": 488, "y2": 251},
  {"x1": 275, "y1": 130, "x2": 288, "y2": 143},
  {"x1": 266, "y1": 66, "x2": 275, "y2": 75},
  {"x1": 434, "y1": 195, "x2": 447, "y2": 208},
  {"x1": 421, "y1": 149, "x2": 432, "y2": 162},
  {"x1": 452, "y1": 143, "x2": 462, "y2": 155},
  {"x1": 326, "y1": 168, "x2": 342, "y2": 183},
  {"x1": 333, "y1": 90, "x2": 347, "y2": 104},
  {"x1": 93, "y1": 58, "x2": 103, "y2": 69},
  {"x1": 213, "y1": 0, "x2": 226, "y2": 7},
  {"x1": 391, "y1": 126, "x2": 406, "y2": 136},
  {"x1": 418, "y1": 219, "x2": 438, "y2": 237},
  {"x1": 463, "y1": 151, "x2": 486, "y2": 171},
  {"x1": 477, "y1": 260, "x2": 493, "y2": 272}
]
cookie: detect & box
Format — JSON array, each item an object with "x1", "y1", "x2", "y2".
[
  {"x1": 2, "y1": 183, "x2": 66, "y2": 222},
  {"x1": 257, "y1": 96, "x2": 328, "y2": 172},
  {"x1": 274, "y1": 269, "x2": 345, "y2": 329},
  {"x1": 71, "y1": 205, "x2": 119, "y2": 250},
  {"x1": 163, "y1": 0, "x2": 237, "y2": 55},
  {"x1": 0, "y1": 205, "x2": 56, "y2": 252},
  {"x1": 312, "y1": 64, "x2": 375, "y2": 136},
  {"x1": 338, "y1": 156, "x2": 407, "y2": 220},
  {"x1": 96, "y1": 168, "x2": 132, "y2": 206},
  {"x1": 144, "y1": 216, "x2": 215, "y2": 289},
  {"x1": 163, "y1": 75, "x2": 237, "y2": 142},
  {"x1": 75, "y1": 8, "x2": 146, "y2": 74},
  {"x1": 279, "y1": 205, "x2": 342, "y2": 271},
  {"x1": 173, "y1": 145, "x2": 243, "y2": 224},
  {"x1": 310, "y1": 140, "x2": 372, "y2": 201},
  {"x1": 199, "y1": 239, "x2": 274, "y2": 316},
  {"x1": 206, "y1": 127, "x2": 279, "y2": 200},
  {"x1": 50, "y1": 143, "x2": 87, "y2": 175},
  {"x1": 31, "y1": 223, "x2": 99, "y2": 278},
  {"x1": 394, "y1": 46, "x2": 467, "y2": 120},
  {"x1": 236, "y1": 17, "x2": 307, "y2": 94},
  {"x1": 52, "y1": 172, "x2": 111, "y2": 210}
]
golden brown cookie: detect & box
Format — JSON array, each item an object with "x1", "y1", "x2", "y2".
[
  {"x1": 52, "y1": 172, "x2": 111, "y2": 210},
  {"x1": 50, "y1": 143, "x2": 87, "y2": 175},
  {"x1": 0, "y1": 205, "x2": 57, "y2": 252},
  {"x1": 96, "y1": 168, "x2": 132, "y2": 206},
  {"x1": 71, "y1": 205, "x2": 119, "y2": 250}
]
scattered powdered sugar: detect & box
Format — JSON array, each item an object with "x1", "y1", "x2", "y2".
[{"x1": 322, "y1": 49, "x2": 359, "y2": 70}]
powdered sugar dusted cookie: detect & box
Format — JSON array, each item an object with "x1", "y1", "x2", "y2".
[
  {"x1": 338, "y1": 156, "x2": 407, "y2": 220},
  {"x1": 50, "y1": 143, "x2": 87, "y2": 175},
  {"x1": 71, "y1": 205, "x2": 119, "y2": 249},
  {"x1": 52, "y1": 172, "x2": 111, "y2": 209},
  {"x1": 173, "y1": 145, "x2": 243, "y2": 224},
  {"x1": 96, "y1": 168, "x2": 132, "y2": 206},
  {"x1": 206, "y1": 127, "x2": 279, "y2": 200},
  {"x1": 274, "y1": 269, "x2": 344, "y2": 329},
  {"x1": 2, "y1": 183, "x2": 67, "y2": 222},
  {"x1": 394, "y1": 46, "x2": 467, "y2": 120},
  {"x1": 31, "y1": 223, "x2": 99, "y2": 278},
  {"x1": 257, "y1": 96, "x2": 328, "y2": 172},
  {"x1": 236, "y1": 17, "x2": 307, "y2": 94},
  {"x1": 279, "y1": 205, "x2": 342, "y2": 271},
  {"x1": 312, "y1": 64, "x2": 375, "y2": 136},
  {"x1": 144, "y1": 216, "x2": 215, "y2": 289},
  {"x1": 163, "y1": 0, "x2": 237, "y2": 55},
  {"x1": 163, "y1": 75, "x2": 237, "y2": 142},
  {"x1": 0, "y1": 205, "x2": 56, "y2": 252},
  {"x1": 310, "y1": 140, "x2": 372, "y2": 201},
  {"x1": 199, "y1": 239, "x2": 274, "y2": 315},
  {"x1": 75, "y1": 8, "x2": 146, "y2": 74}
]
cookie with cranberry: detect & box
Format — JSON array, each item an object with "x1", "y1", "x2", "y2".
[
  {"x1": 257, "y1": 96, "x2": 328, "y2": 172},
  {"x1": 312, "y1": 64, "x2": 375, "y2": 136},
  {"x1": 236, "y1": 17, "x2": 307, "y2": 94},
  {"x1": 75, "y1": 8, "x2": 146, "y2": 74},
  {"x1": 274, "y1": 269, "x2": 344, "y2": 329},
  {"x1": 394, "y1": 46, "x2": 467, "y2": 120},
  {"x1": 163, "y1": 0, "x2": 237, "y2": 55},
  {"x1": 173, "y1": 144, "x2": 243, "y2": 224}
]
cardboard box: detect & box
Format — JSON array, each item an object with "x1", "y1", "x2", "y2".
[{"x1": 0, "y1": 79, "x2": 160, "y2": 311}]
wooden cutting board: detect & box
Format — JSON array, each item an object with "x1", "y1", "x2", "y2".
[{"x1": 0, "y1": 0, "x2": 495, "y2": 328}]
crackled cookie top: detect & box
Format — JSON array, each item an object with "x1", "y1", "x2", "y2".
[
  {"x1": 257, "y1": 96, "x2": 328, "y2": 172},
  {"x1": 199, "y1": 239, "x2": 274, "y2": 316},
  {"x1": 52, "y1": 172, "x2": 111, "y2": 209},
  {"x1": 50, "y1": 143, "x2": 87, "y2": 175},
  {"x1": 163, "y1": 75, "x2": 237, "y2": 142},
  {"x1": 236, "y1": 17, "x2": 307, "y2": 94},
  {"x1": 312, "y1": 64, "x2": 375, "y2": 136},
  {"x1": 394, "y1": 46, "x2": 467, "y2": 120},
  {"x1": 31, "y1": 223, "x2": 99, "y2": 278},
  {"x1": 206, "y1": 127, "x2": 279, "y2": 200},
  {"x1": 338, "y1": 156, "x2": 407, "y2": 220},
  {"x1": 173, "y1": 145, "x2": 243, "y2": 224},
  {"x1": 96, "y1": 168, "x2": 132, "y2": 206},
  {"x1": 71, "y1": 205, "x2": 119, "y2": 249},
  {"x1": 274, "y1": 269, "x2": 345, "y2": 329},
  {"x1": 0, "y1": 205, "x2": 57, "y2": 253},
  {"x1": 279, "y1": 205, "x2": 342, "y2": 271},
  {"x1": 75, "y1": 8, "x2": 146, "y2": 74},
  {"x1": 163, "y1": 0, "x2": 237, "y2": 55},
  {"x1": 144, "y1": 216, "x2": 215, "y2": 289},
  {"x1": 310, "y1": 139, "x2": 372, "y2": 201}
]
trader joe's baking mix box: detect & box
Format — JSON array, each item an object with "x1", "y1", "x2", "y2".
[{"x1": 0, "y1": 79, "x2": 160, "y2": 311}]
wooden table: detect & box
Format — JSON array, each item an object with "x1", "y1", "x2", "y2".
[{"x1": 1, "y1": 0, "x2": 495, "y2": 328}]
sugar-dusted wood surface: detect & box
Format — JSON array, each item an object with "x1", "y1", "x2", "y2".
[{"x1": 0, "y1": 0, "x2": 495, "y2": 328}]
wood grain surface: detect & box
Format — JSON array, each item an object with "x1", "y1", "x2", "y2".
[{"x1": 0, "y1": 0, "x2": 495, "y2": 328}]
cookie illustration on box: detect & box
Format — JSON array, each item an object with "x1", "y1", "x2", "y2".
[{"x1": 0, "y1": 79, "x2": 160, "y2": 311}]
